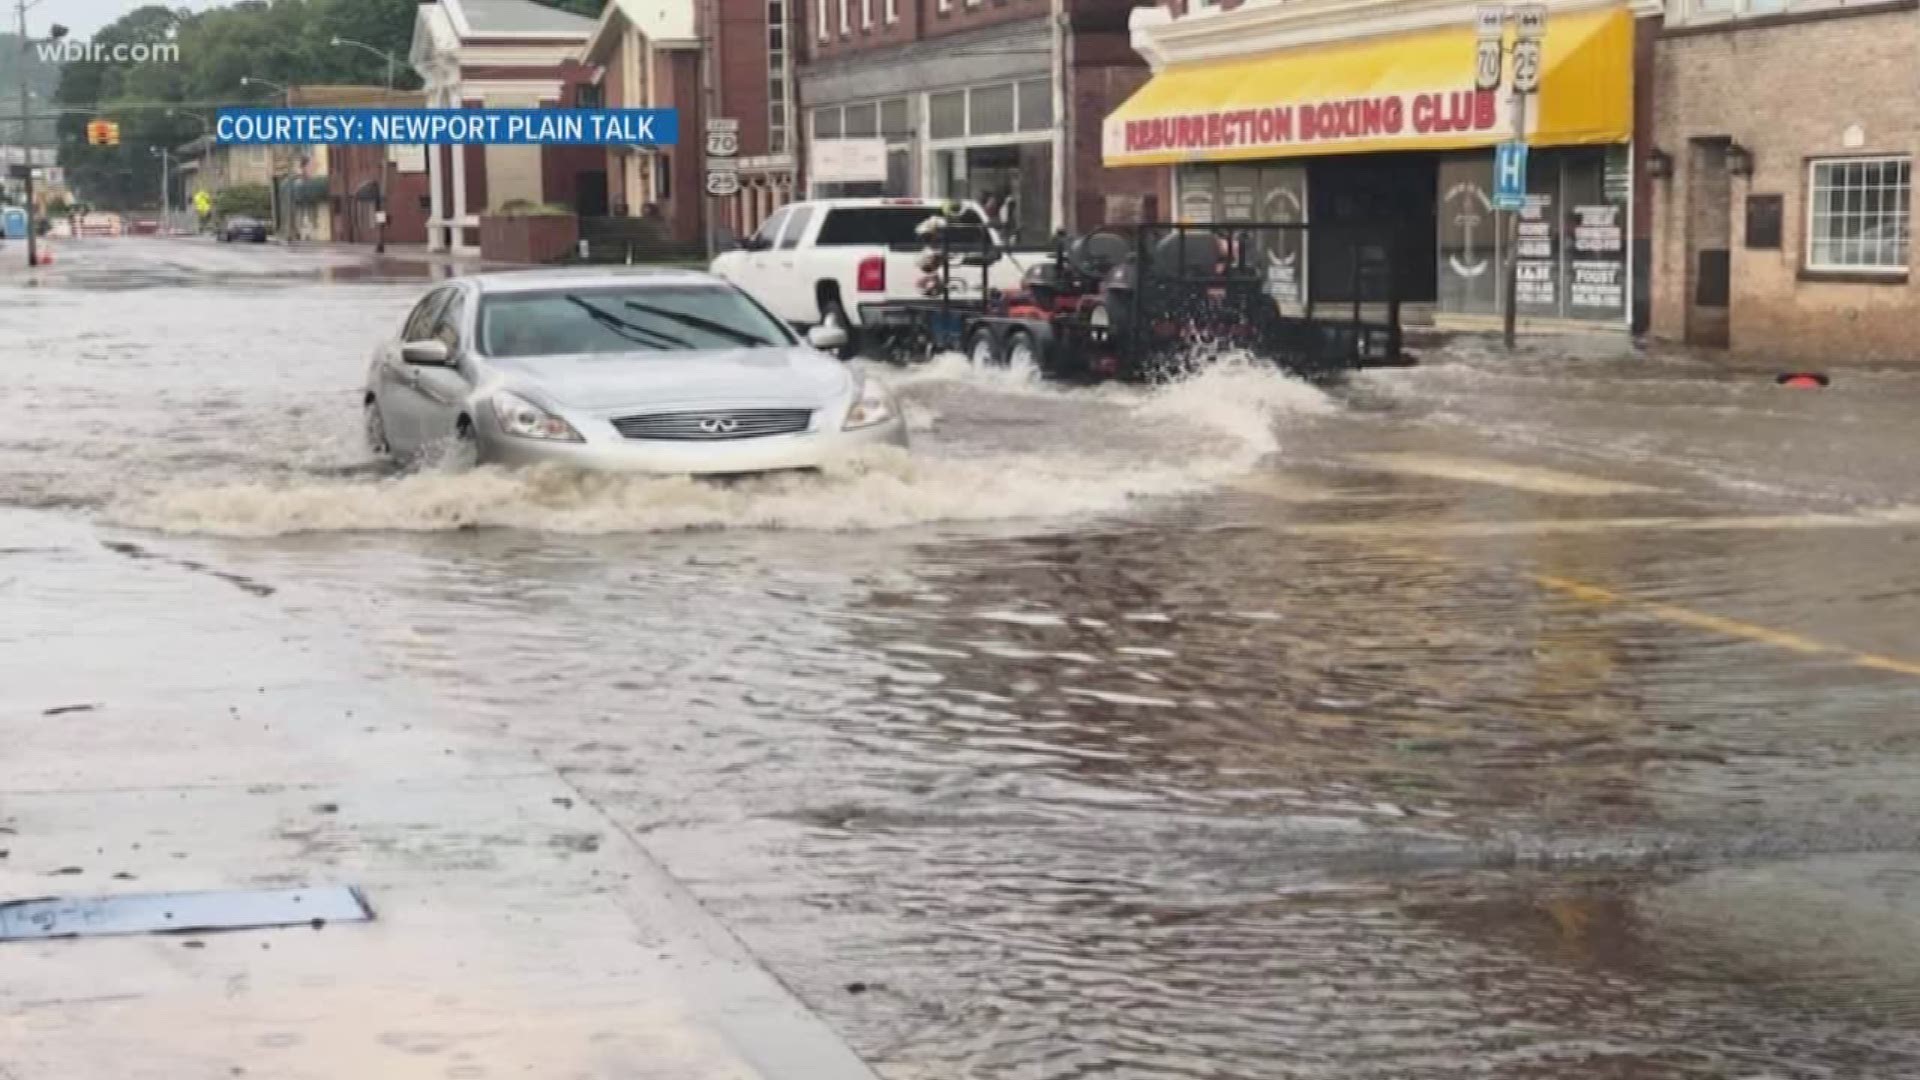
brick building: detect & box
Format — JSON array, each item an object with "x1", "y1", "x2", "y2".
[
  {"x1": 799, "y1": 0, "x2": 1167, "y2": 242},
  {"x1": 410, "y1": 0, "x2": 609, "y2": 253},
  {"x1": 1649, "y1": 0, "x2": 1917, "y2": 360},
  {"x1": 582, "y1": 0, "x2": 799, "y2": 246}
]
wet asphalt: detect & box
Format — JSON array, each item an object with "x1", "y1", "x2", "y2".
[{"x1": 6, "y1": 237, "x2": 1920, "y2": 1078}]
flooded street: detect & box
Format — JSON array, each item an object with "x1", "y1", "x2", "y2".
[{"x1": 7, "y1": 238, "x2": 1920, "y2": 1078}]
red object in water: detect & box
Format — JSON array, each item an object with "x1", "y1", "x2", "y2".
[{"x1": 1776, "y1": 372, "x2": 1829, "y2": 388}]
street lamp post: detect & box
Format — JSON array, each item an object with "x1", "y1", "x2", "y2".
[
  {"x1": 168, "y1": 110, "x2": 211, "y2": 235},
  {"x1": 13, "y1": 0, "x2": 67, "y2": 267},
  {"x1": 151, "y1": 146, "x2": 171, "y2": 234},
  {"x1": 240, "y1": 76, "x2": 290, "y2": 239},
  {"x1": 331, "y1": 35, "x2": 397, "y2": 254}
]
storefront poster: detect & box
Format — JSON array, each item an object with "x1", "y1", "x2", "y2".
[
  {"x1": 1569, "y1": 260, "x2": 1623, "y2": 312},
  {"x1": 1438, "y1": 157, "x2": 1499, "y2": 316},
  {"x1": 1179, "y1": 187, "x2": 1216, "y2": 224},
  {"x1": 1255, "y1": 167, "x2": 1306, "y2": 312},
  {"x1": 1572, "y1": 204, "x2": 1622, "y2": 255},
  {"x1": 1516, "y1": 194, "x2": 1556, "y2": 308},
  {"x1": 1569, "y1": 203, "x2": 1624, "y2": 314}
]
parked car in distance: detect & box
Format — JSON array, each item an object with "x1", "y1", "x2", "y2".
[
  {"x1": 221, "y1": 216, "x2": 268, "y2": 243},
  {"x1": 363, "y1": 268, "x2": 908, "y2": 476},
  {"x1": 709, "y1": 198, "x2": 1035, "y2": 357}
]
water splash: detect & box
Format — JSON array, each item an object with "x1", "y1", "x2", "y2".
[{"x1": 113, "y1": 358, "x2": 1334, "y2": 537}]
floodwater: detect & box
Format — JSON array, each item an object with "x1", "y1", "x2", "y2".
[{"x1": 9, "y1": 238, "x2": 1920, "y2": 1078}]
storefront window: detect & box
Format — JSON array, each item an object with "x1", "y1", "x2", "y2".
[
  {"x1": 937, "y1": 143, "x2": 1052, "y2": 243},
  {"x1": 845, "y1": 102, "x2": 879, "y2": 138},
  {"x1": 929, "y1": 92, "x2": 966, "y2": 140},
  {"x1": 969, "y1": 84, "x2": 1015, "y2": 137},
  {"x1": 1436, "y1": 147, "x2": 1626, "y2": 323},
  {"x1": 1017, "y1": 79, "x2": 1051, "y2": 132},
  {"x1": 882, "y1": 98, "x2": 910, "y2": 138}
]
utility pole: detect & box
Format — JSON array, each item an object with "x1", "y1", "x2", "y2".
[
  {"x1": 241, "y1": 76, "x2": 290, "y2": 238},
  {"x1": 333, "y1": 36, "x2": 397, "y2": 253},
  {"x1": 155, "y1": 146, "x2": 170, "y2": 231},
  {"x1": 13, "y1": 0, "x2": 64, "y2": 267}
]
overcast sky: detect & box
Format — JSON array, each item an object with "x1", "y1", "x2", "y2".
[{"x1": 44, "y1": 0, "x2": 220, "y2": 41}]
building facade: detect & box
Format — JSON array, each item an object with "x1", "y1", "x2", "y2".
[
  {"x1": 582, "y1": 0, "x2": 799, "y2": 246},
  {"x1": 1108, "y1": 0, "x2": 1659, "y2": 331},
  {"x1": 1649, "y1": 0, "x2": 1917, "y2": 360},
  {"x1": 800, "y1": 0, "x2": 1166, "y2": 242},
  {"x1": 410, "y1": 0, "x2": 608, "y2": 253}
]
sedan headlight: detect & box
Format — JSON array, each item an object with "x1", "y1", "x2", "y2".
[
  {"x1": 491, "y1": 391, "x2": 582, "y2": 442},
  {"x1": 842, "y1": 378, "x2": 899, "y2": 430}
]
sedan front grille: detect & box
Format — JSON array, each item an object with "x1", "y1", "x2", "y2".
[{"x1": 611, "y1": 408, "x2": 814, "y2": 441}]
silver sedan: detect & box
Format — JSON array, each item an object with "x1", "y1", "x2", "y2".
[{"x1": 363, "y1": 269, "x2": 908, "y2": 475}]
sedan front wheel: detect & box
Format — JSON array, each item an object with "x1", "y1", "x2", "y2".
[{"x1": 364, "y1": 399, "x2": 390, "y2": 456}]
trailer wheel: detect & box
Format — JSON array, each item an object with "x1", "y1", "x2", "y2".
[
  {"x1": 1004, "y1": 330, "x2": 1037, "y2": 372},
  {"x1": 966, "y1": 326, "x2": 1002, "y2": 367}
]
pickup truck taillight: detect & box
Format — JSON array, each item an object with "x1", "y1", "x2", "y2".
[{"x1": 856, "y1": 256, "x2": 886, "y2": 293}]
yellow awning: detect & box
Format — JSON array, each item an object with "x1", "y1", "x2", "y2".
[{"x1": 1104, "y1": 6, "x2": 1633, "y2": 168}]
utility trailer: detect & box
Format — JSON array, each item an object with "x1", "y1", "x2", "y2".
[{"x1": 862, "y1": 218, "x2": 1412, "y2": 382}]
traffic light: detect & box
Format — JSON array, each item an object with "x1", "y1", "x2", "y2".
[{"x1": 85, "y1": 120, "x2": 120, "y2": 147}]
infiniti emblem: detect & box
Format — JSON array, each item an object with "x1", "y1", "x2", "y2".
[{"x1": 697, "y1": 416, "x2": 740, "y2": 434}]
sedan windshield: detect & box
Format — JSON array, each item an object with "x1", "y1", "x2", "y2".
[{"x1": 478, "y1": 285, "x2": 796, "y2": 358}]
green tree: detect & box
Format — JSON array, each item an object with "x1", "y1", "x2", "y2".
[{"x1": 213, "y1": 182, "x2": 271, "y2": 219}]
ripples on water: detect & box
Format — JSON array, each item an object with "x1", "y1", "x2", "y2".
[{"x1": 12, "y1": 246, "x2": 1920, "y2": 1078}]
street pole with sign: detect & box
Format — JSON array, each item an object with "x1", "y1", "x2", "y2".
[
  {"x1": 705, "y1": 118, "x2": 740, "y2": 257},
  {"x1": 1477, "y1": 3, "x2": 1545, "y2": 351}
]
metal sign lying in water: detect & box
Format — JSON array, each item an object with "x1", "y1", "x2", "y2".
[{"x1": 0, "y1": 886, "x2": 373, "y2": 941}]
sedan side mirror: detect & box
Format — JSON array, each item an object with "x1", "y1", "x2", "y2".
[
  {"x1": 401, "y1": 339, "x2": 451, "y2": 365},
  {"x1": 808, "y1": 323, "x2": 849, "y2": 352}
]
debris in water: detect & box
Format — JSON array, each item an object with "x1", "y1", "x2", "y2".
[
  {"x1": 1776, "y1": 372, "x2": 1830, "y2": 388},
  {"x1": 42, "y1": 703, "x2": 98, "y2": 716},
  {"x1": 0, "y1": 886, "x2": 373, "y2": 942}
]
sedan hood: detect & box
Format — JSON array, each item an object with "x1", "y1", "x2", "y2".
[{"x1": 496, "y1": 347, "x2": 853, "y2": 412}]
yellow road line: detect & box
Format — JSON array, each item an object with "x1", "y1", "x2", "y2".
[{"x1": 1530, "y1": 572, "x2": 1920, "y2": 677}]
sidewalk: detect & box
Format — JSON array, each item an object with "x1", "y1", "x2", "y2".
[{"x1": 0, "y1": 509, "x2": 877, "y2": 1080}]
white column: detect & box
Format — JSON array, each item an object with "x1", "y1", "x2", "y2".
[
  {"x1": 450, "y1": 135, "x2": 470, "y2": 253},
  {"x1": 427, "y1": 142, "x2": 447, "y2": 252}
]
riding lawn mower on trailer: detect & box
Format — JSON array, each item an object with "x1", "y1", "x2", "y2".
[{"x1": 861, "y1": 212, "x2": 1413, "y2": 382}]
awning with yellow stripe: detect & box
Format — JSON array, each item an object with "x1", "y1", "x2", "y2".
[{"x1": 1104, "y1": 6, "x2": 1633, "y2": 168}]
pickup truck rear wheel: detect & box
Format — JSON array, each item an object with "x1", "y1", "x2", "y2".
[{"x1": 818, "y1": 297, "x2": 859, "y2": 360}]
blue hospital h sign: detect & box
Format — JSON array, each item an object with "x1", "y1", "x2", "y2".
[{"x1": 1494, "y1": 141, "x2": 1528, "y2": 211}]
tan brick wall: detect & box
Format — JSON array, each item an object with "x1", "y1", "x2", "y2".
[{"x1": 1651, "y1": 5, "x2": 1920, "y2": 362}]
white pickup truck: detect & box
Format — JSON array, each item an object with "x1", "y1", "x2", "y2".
[{"x1": 710, "y1": 198, "x2": 1036, "y2": 356}]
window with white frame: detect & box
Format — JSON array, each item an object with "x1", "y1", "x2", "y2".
[
  {"x1": 885, "y1": 0, "x2": 898, "y2": 23},
  {"x1": 840, "y1": 0, "x2": 851, "y2": 34},
  {"x1": 767, "y1": 0, "x2": 790, "y2": 154},
  {"x1": 1806, "y1": 156, "x2": 1910, "y2": 273},
  {"x1": 937, "y1": 0, "x2": 952, "y2": 12},
  {"x1": 862, "y1": 0, "x2": 872, "y2": 28},
  {"x1": 818, "y1": 0, "x2": 829, "y2": 41}
]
